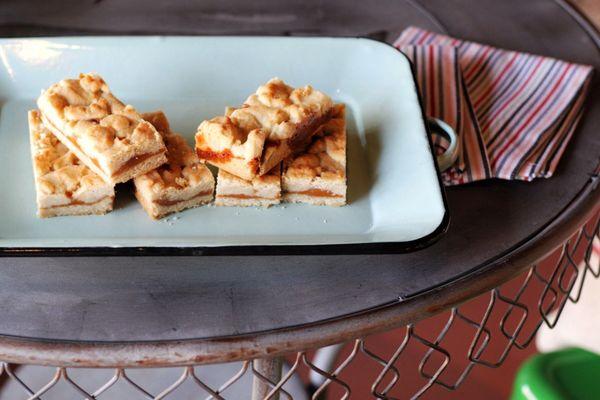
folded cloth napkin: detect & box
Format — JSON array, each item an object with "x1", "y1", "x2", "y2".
[{"x1": 395, "y1": 27, "x2": 594, "y2": 186}]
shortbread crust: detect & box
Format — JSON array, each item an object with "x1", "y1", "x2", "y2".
[
  {"x1": 28, "y1": 110, "x2": 115, "y2": 218},
  {"x1": 215, "y1": 165, "x2": 281, "y2": 207},
  {"x1": 37, "y1": 73, "x2": 167, "y2": 184},
  {"x1": 196, "y1": 78, "x2": 333, "y2": 181},
  {"x1": 133, "y1": 111, "x2": 214, "y2": 219},
  {"x1": 282, "y1": 104, "x2": 346, "y2": 206}
]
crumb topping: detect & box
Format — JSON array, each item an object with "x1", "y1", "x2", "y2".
[
  {"x1": 137, "y1": 111, "x2": 213, "y2": 191},
  {"x1": 38, "y1": 73, "x2": 165, "y2": 156},
  {"x1": 196, "y1": 78, "x2": 333, "y2": 162},
  {"x1": 284, "y1": 104, "x2": 346, "y2": 180}
]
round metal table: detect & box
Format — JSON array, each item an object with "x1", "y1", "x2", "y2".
[{"x1": 0, "y1": 0, "x2": 598, "y2": 398}]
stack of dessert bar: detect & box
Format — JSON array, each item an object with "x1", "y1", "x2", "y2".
[
  {"x1": 196, "y1": 78, "x2": 347, "y2": 207},
  {"x1": 31, "y1": 73, "x2": 214, "y2": 219},
  {"x1": 29, "y1": 74, "x2": 346, "y2": 220}
]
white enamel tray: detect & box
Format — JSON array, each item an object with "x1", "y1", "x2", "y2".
[{"x1": 0, "y1": 36, "x2": 448, "y2": 254}]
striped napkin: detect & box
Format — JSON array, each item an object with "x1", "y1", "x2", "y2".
[{"x1": 395, "y1": 27, "x2": 594, "y2": 186}]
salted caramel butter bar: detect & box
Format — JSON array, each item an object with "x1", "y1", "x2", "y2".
[
  {"x1": 134, "y1": 111, "x2": 214, "y2": 219},
  {"x1": 282, "y1": 104, "x2": 346, "y2": 206},
  {"x1": 37, "y1": 73, "x2": 167, "y2": 184},
  {"x1": 196, "y1": 78, "x2": 333, "y2": 181},
  {"x1": 28, "y1": 110, "x2": 114, "y2": 218},
  {"x1": 215, "y1": 165, "x2": 281, "y2": 207}
]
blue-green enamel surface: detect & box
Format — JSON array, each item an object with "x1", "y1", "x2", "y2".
[{"x1": 0, "y1": 36, "x2": 444, "y2": 247}]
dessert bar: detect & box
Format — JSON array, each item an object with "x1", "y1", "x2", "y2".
[
  {"x1": 134, "y1": 111, "x2": 214, "y2": 219},
  {"x1": 282, "y1": 104, "x2": 346, "y2": 206},
  {"x1": 37, "y1": 73, "x2": 167, "y2": 184},
  {"x1": 215, "y1": 165, "x2": 281, "y2": 207},
  {"x1": 28, "y1": 110, "x2": 115, "y2": 218},
  {"x1": 195, "y1": 78, "x2": 333, "y2": 181}
]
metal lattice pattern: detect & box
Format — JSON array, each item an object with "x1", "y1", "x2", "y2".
[{"x1": 0, "y1": 215, "x2": 598, "y2": 400}]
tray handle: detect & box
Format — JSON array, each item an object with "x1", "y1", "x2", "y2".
[{"x1": 427, "y1": 117, "x2": 459, "y2": 172}]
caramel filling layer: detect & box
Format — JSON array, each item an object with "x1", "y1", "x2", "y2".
[
  {"x1": 42, "y1": 196, "x2": 114, "y2": 210},
  {"x1": 112, "y1": 150, "x2": 166, "y2": 178},
  {"x1": 287, "y1": 189, "x2": 343, "y2": 198},
  {"x1": 155, "y1": 190, "x2": 213, "y2": 206},
  {"x1": 196, "y1": 148, "x2": 233, "y2": 163},
  {"x1": 218, "y1": 193, "x2": 280, "y2": 200}
]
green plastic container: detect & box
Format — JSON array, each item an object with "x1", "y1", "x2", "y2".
[{"x1": 512, "y1": 348, "x2": 600, "y2": 400}]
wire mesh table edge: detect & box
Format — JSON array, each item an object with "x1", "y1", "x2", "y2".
[{"x1": 0, "y1": 206, "x2": 597, "y2": 399}]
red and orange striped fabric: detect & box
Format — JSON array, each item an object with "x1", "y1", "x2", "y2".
[{"x1": 395, "y1": 27, "x2": 593, "y2": 185}]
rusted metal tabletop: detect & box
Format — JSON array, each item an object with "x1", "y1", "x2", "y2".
[{"x1": 0, "y1": 0, "x2": 598, "y2": 368}]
